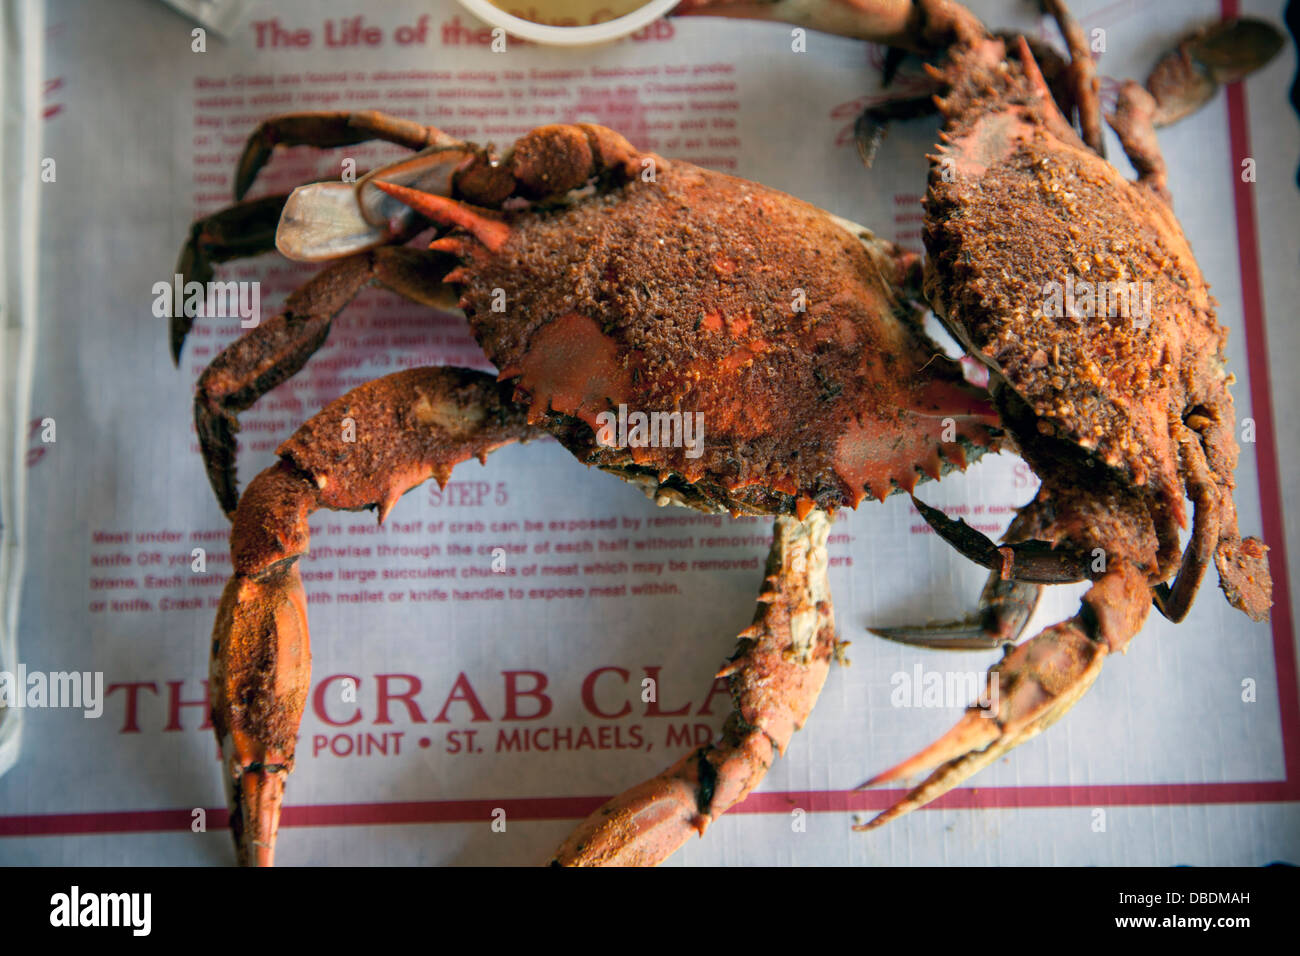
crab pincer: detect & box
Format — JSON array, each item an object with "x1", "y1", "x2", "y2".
[{"x1": 211, "y1": 368, "x2": 541, "y2": 864}]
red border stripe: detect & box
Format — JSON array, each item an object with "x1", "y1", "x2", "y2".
[{"x1": 2, "y1": 780, "x2": 1296, "y2": 838}]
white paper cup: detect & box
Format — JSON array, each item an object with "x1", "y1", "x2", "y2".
[{"x1": 456, "y1": 0, "x2": 679, "y2": 46}]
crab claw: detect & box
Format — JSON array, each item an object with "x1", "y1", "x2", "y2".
[
  {"x1": 869, "y1": 573, "x2": 1040, "y2": 649},
  {"x1": 210, "y1": 500, "x2": 313, "y2": 866},
  {"x1": 911, "y1": 495, "x2": 1091, "y2": 584},
  {"x1": 856, "y1": 562, "x2": 1149, "y2": 830},
  {"x1": 553, "y1": 510, "x2": 836, "y2": 865},
  {"x1": 210, "y1": 368, "x2": 539, "y2": 864}
]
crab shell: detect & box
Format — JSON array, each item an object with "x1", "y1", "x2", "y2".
[{"x1": 408, "y1": 127, "x2": 1001, "y2": 518}]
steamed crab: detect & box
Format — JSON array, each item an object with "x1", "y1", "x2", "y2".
[{"x1": 174, "y1": 0, "x2": 1274, "y2": 865}]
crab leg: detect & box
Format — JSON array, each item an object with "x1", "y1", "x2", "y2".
[
  {"x1": 553, "y1": 510, "x2": 836, "y2": 866},
  {"x1": 1107, "y1": 80, "x2": 1171, "y2": 203},
  {"x1": 856, "y1": 560, "x2": 1150, "y2": 829},
  {"x1": 870, "y1": 572, "x2": 1040, "y2": 649},
  {"x1": 172, "y1": 170, "x2": 434, "y2": 361},
  {"x1": 910, "y1": 495, "x2": 1091, "y2": 583},
  {"x1": 1154, "y1": 421, "x2": 1269, "y2": 623},
  {"x1": 854, "y1": 93, "x2": 942, "y2": 168},
  {"x1": 173, "y1": 193, "x2": 291, "y2": 361},
  {"x1": 1153, "y1": 426, "x2": 1220, "y2": 623},
  {"x1": 235, "y1": 110, "x2": 460, "y2": 201},
  {"x1": 213, "y1": 366, "x2": 539, "y2": 864},
  {"x1": 673, "y1": 0, "x2": 983, "y2": 52},
  {"x1": 194, "y1": 247, "x2": 458, "y2": 516},
  {"x1": 1043, "y1": 0, "x2": 1104, "y2": 156}
]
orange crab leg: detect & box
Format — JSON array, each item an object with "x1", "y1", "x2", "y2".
[
  {"x1": 212, "y1": 367, "x2": 540, "y2": 864},
  {"x1": 1043, "y1": 0, "x2": 1104, "y2": 156},
  {"x1": 234, "y1": 110, "x2": 460, "y2": 200},
  {"x1": 673, "y1": 0, "x2": 984, "y2": 52},
  {"x1": 856, "y1": 560, "x2": 1150, "y2": 829},
  {"x1": 553, "y1": 510, "x2": 836, "y2": 866}
]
